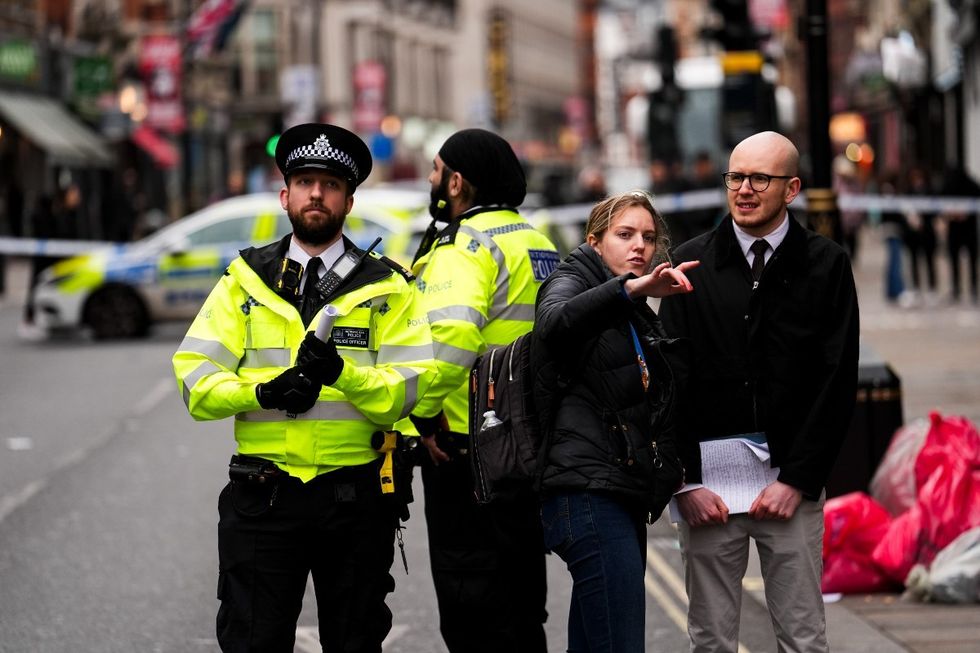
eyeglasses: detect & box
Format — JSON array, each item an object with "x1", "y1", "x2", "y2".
[{"x1": 722, "y1": 172, "x2": 794, "y2": 192}]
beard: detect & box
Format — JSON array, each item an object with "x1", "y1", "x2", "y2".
[
  {"x1": 288, "y1": 201, "x2": 346, "y2": 246},
  {"x1": 428, "y1": 168, "x2": 452, "y2": 221}
]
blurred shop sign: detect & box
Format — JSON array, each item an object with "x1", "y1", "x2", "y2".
[
  {"x1": 353, "y1": 60, "x2": 386, "y2": 133},
  {"x1": 139, "y1": 34, "x2": 185, "y2": 134},
  {"x1": 0, "y1": 40, "x2": 39, "y2": 84},
  {"x1": 748, "y1": 0, "x2": 790, "y2": 30},
  {"x1": 280, "y1": 65, "x2": 318, "y2": 128},
  {"x1": 73, "y1": 56, "x2": 113, "y2": 120},
  {"x1": 881, "y1": 31, "x2": 927, "y2": 89},
  {"x1": 564, "y1": 96, "x2": 591, "y2": 146}
]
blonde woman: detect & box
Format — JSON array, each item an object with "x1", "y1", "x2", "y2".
[{"x1": 532, "y1": 191, "x2": 697, "y2": 652}]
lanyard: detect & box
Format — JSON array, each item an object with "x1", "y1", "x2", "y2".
[{"x1": 628, "y1": 324, "x2": 650, "y2": 392}]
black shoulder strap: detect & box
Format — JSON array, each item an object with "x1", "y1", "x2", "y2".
[{"x1": 378, "y1": 254, "x2": 415, "y2": 283}]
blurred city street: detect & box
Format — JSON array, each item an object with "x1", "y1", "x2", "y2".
[
  {"x1": 1, "y1": 220, "x2": 979, "y2": 652},
  {"x1": 2, "y1": 0, "x2": 979, "y2": 650}
]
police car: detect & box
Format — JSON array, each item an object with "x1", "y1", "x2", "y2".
[{"x1": 30, "y1": 190, "x2": 426, "y2": 339}]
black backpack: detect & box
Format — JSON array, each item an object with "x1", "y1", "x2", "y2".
[{"x1": 468, "y1": 333, "x2": 545, "y2": 504}]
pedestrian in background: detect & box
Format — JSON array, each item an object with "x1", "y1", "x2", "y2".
[
  {"x1": 878, "y1": 171, "x2": 907, "y2": 303},
  {"x1": 832, "y1": 155, "x2": 864, "y2": 264},
  {"x1": 533, "y1": 190, "x2": 695, "y2": 652},
  {"x1": 660, "y1": 131, "x2": 860, "y2": 653},
  {"x1": 575, "y1": 164, "x2": 608, "y2": 203},
  {"x1": 900, "y1": 165, "x2": 939, "y2": 307},
  {"x1": 406, "y1": 128, "x2": 559, "y2": 653},
  {"x1": 20, "y1": 193, "x2": 64, "y2": 337},
  {"x1": 683, "y1": 150, "x2": 723, "y2": 243},
  {"x1": 941, "y1": 164, "x2": 980, "y2": 304},
  {"x1": 172, "y1": 123, "x2": 437, "y2": 653},
  {"x1": 650, "y1": 156, "x2": 691, "y2": 245}
]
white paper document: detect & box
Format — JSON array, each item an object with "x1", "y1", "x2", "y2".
[{"x1": 669, "y1": 436, "x2": 780, "y2": 523}]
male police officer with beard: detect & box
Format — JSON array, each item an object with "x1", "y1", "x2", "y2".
[
  {"x1": 173, "y1": 123, "x2": 436, "y2": 653},
  {"x1": 406, "y1": 128, "x2": 559, "y2": 653}
]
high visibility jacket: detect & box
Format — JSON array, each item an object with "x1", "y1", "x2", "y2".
[
  {"x1": 172, "y1": 236, "x2": 437, "y2": 482},
  {"x1": 409, "y1": 207, "x2": 559, "y2": 433}
]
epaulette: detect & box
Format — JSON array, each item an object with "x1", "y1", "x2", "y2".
[
  {"x1": 378, "y1": 254, "x2": 415, "y2": 282},
  {"x1": 434, "y1": 219, "x2": 463, "y2": 248}
]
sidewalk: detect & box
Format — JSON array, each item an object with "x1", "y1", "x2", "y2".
[{"x1": 854, "y1": 225, "x2": 980, "y2": 425}]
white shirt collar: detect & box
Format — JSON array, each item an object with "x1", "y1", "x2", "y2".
[
  {"x1": 288, "y1": 236, "x2": 346, "y2": 289},
  {"x1": 732, "y1": 212, "x2": 790, "y2": 265}
]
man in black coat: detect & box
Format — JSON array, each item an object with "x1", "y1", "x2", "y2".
[{"x1": 659, "y1": 131, "x2": 859, "y2": 653}]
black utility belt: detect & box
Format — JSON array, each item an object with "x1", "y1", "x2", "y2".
[
  {"x1": 228, "y1": 454, "x2": 283, "y2": 484},
  {"x1": 227, "y1": 454, "x2": 383, "y2": 486}
]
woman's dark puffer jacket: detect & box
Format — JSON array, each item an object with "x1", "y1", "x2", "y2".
[{"x1": 532, "y1": 244, "x2": 681, "y2": 510}]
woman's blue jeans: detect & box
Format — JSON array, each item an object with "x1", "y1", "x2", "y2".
[{"x1": 541, "y1": 491, "x2": 647, "y2": 653}]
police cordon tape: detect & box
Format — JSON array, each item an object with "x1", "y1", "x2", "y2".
[
  {"x1": 0, "y1": 236, "x2": 121, "y2": 257},
  {"x1": 536, "y1": 190, "x2": 980, "y2": 227},
  {"x1": 2, "y1": 191, "x2": 979, "y2": 258}
]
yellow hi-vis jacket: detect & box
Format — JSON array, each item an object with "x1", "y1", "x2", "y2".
[
  {"x1": 172, "y1": 241, "x2": 437, "y2": 482},
  {"x1": 408, "y1": 207, "x2": 560, "y2": 433}
]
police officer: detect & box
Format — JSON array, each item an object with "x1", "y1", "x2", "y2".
[
  {"x1": 407, "y1": 128, "x2": 559, "y2": 653},
  {"x1": 172, "y1": 123, "x2": 436, "y2": 653}
]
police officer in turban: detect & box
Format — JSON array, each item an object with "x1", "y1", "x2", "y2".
[{"x1": 406, "y1": 129, "x2": 559, "y2": 653}]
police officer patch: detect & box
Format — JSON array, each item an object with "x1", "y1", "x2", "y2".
[
  {"x1": 528, "y1": 249, "x2": 560, "y2": 282},
  {"x1": 331, "y1": 326, "x2": 370, "y2": 348}
]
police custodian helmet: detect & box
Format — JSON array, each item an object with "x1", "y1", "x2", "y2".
[{"x1": 275, "y1": 123, "x2": 373, "y2": 190}]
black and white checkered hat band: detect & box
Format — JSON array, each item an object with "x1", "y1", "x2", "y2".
[{"x1": 285, "y1": 142, "x2": 358, "y2": 179}]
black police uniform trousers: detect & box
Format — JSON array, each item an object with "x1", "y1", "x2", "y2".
[
  {"x1": 421, "y1": 452, "x2": 548, "y2": 653},
  {"x1": 216, "y1": 459, "x2": 397, "y2": 653}
]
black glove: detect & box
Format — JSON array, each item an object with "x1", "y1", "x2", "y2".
[
  {"x1": 409, "y1": 411, "x2": 448, "y2": 438},
  {"x1": 295, "y1": 332, "x2": 344, "y2": 386},
  {"x1": 256, "y1": 367, "x2": 320, "y2": 414}
]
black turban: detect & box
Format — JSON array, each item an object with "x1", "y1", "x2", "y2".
[{"x1": 438, "y1": 128, "x2": 527, "y2": 207}]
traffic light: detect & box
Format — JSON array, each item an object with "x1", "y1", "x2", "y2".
[
  {"x1": 647, "y1": 84, "x2": 684, "y2": 163},
  {"x1": 265, "y1": 134, "x2": 280, "y2": 158},
  {"x1": 709, "y1": 0, "x2": 758, "y2": 51},
  {"x1": 648, "y1": 26, "x2": 683, "y2": 162},
  {"x1": 265, "y1": 114, "x2": 284, "y2": 157}
]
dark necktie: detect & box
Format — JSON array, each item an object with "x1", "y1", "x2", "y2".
[
  {"x1": 300, "y1": 257, "x2": 322, "y2": 325},
  {"x1": 750, "y1": 239, "x2": 769, "y2": 282}
]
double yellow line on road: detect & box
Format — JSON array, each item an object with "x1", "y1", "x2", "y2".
[{"x1": 644, "y1": 540, "x2": 752, "y2": 653}]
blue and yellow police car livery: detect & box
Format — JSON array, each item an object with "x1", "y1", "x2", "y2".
[{"x1": 28, "y1": 191, "x2": 426, "y2": 339}]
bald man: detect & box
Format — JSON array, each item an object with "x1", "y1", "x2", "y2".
[{"x1": 659, "y1": 132, "x2": 859, "y2": 652}]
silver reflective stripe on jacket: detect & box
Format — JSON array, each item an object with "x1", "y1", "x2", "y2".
[
  {"x1": 177, "y1": 335, "x2": 240, "y2": 370},
  {"x1": 180, "y1": 360, "x2": 221, "y2": 408},
  {"x1": 237, "y1": 400, "x2": 367, "y2": 422},
  {"x1": 175, "y1": 336, "x2": 243, "y2": 408},
  {"x1": 240, "y1": 348, "x2": 291, "y2": 369},
  {"x1": 428, "y1": 304, "x2": 487, "y2": 328},
  {"x1": 459, "y1": 223, "x2": 535, "y2": 323},
  {"x1": 395, "y1": 366, "x2": 421, "y2": 420},
  {"x1": 433, "y1": 341, "x2": 477, "y2": 368}
]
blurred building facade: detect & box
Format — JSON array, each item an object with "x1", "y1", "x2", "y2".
[
  {"x1": 1, "y1": 0, "x2": 582, "y2": 235},
  {"x1": 229, "y1": 0, "x2": 581, "y2": 198},
  {"x1": 2, "y1": 0, "x2": 979, "y2": 242}
]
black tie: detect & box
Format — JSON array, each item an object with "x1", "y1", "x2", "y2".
[
  {"x1": 750, "y1": 239, "x2": 769, "y2": 282},
  {"x1": 300, "y1": 257, "x2": 322, "y2": 325}
]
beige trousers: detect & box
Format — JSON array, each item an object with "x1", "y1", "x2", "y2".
[{"x1": 678, "y1": 494, "x2": 827, "y2": 653}]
